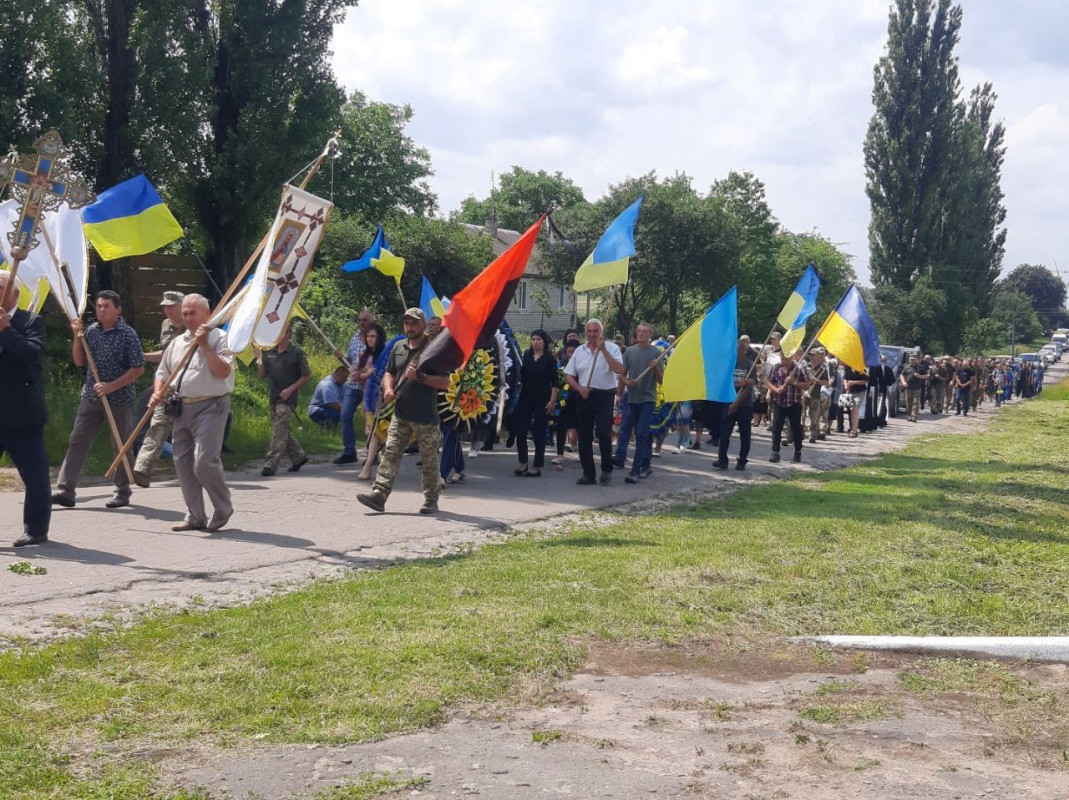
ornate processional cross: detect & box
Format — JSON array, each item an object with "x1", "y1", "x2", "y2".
[{"x1": 0, "y1": 130, "x2": 93, "y2": 305}]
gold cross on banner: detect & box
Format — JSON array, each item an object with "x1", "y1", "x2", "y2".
[{"x1": 0, "y1": 130, "x2": 93, "y2": 260}]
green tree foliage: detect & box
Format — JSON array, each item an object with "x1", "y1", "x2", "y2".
[
  {"x1": 865, "y1": 0, "x2": 963, "y2": 290},
  {"x1": 960, "y1": 317, "x2": 1004, "y2": 356},
  {"x1": 989, "y1": 290, "x2": 1043, "y2": 349},
  {"x1": 868, "y1": 276, "x2": 949, "y2": 353},
  {"x1": 303, "y1": 215, "x2": 494, "y2": 345},
  {"x1": 864, "y1": 0, "x2": 1008, "y2": 351},
  {"x1": 457, "y1": 166, "x2": 586, "y2": 232},
  {"x1": 999, "y1": 264, "x2": 1067, "y2": 328},
  {"x1": 311, "y1": 91, "x2": 437, "y2": 219}
]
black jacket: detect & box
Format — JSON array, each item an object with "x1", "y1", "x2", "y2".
[
  {"x1": 0, "y1": 309, "x2": 46, "y2": 428},
  {"x1": 881, "y1": 365, "x2": 895, "y2": 390}
]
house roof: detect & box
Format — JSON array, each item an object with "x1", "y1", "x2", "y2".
[{"x1": 461, "y1": 221, "x2": 547, "y2": 277}]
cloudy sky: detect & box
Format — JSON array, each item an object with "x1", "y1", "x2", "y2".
[{"x1": 332, "y1": 0, "x2": 1069, "y2": 286}]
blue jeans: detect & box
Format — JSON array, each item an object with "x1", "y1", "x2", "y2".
[
  {"x1": 616, "y1": 401, "x2": 654, "y2": 475},
  {"x1": 309, "y1": 406, "x2": 341, "y2": 428},
  {"x1": 340, "y1": 384, "x2": 363, "y2": 455}
]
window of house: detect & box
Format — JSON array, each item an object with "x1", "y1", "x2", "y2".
[
  {"x1": 557, "y1": 284, "x2": 568, "y2": 310},
  {"x1": 513, "y1": 279, "x2": 527, "y2": 310}
]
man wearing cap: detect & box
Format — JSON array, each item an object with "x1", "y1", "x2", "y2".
[
  {"x1": 804, "y1": 348, "x2": 831, "y2": 443},
  {"x1": 357, "y1": 308, "x2": 449, "y2": 514},
  {"x1": 133, "y1": 291, "x2": 186, "y2": 487}
]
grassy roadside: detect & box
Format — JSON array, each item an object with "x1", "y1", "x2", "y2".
[{"x1": 2, "y1": 387, "x2": 1069, "y2": 797}]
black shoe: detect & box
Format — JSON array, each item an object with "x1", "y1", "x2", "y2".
[
  {"x1": 514, "y1": 465, "x2": 529, "y2": 476},
  {"x1": 639, "y1": 467, "x2": 652, "y2": 479},
  {"x1": 357, "y1": 492, "x2": 387, "y2": 512},
  {"x1": 769, "y1": 452, "x2": 781, "y2": 463},
  {"x1": 105, "y1": 495, "x2": 130, "y2": 509},
  {"x1": 625, "y1": 474, "x2": 638, "y2": 484},
  {"x1": 505, "y1": 435, "x2": 516, "y2": 448},
  {"x1": 576, "y1": 476, "x2": 596, "y2": 485},
  {"x1": 51, "y1": 493, "x2": 74, "y2": 508},
  {"x1": 735, "y1": 460, "x2": 746, "y2": 471},
  {"x1": 13, "y1": 531, "x2": 47, "y2": 547},
  {"x1": 712, "y1": 459, "x2": 728, "y2": 470},
  {"x1": 261, "y1": 467, "x2": 276, "y2": 477},
  {"x1": 333, "y1": 453, "x2": 357, "y2": 465},
  {"x1": 808, "y1": 437, "x2": 817, "y2": 444},
  {"x1": 523, "y1": 469, "x2": 542, "y2": 477},
  {"x1": 599, "y1": 472, "x2": 612, "y2": 485},
  {"x1": 287, "y1": 457, "x2": 309, "y2": 473},
  {"x1": 792, "y1": 452, "x2": 802, "y2": 463},
  {"x1": 818, "y1": 434, "x2": 827, "y2": 440}
]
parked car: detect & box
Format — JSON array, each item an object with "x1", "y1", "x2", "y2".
[
  {"x1": 1020, "y1": 353, "x2": 1041, "y2": 366},
  {"x1": 1040, "y1": 344, "x2": 1058, "y2": 364},
  {"x1": 878, "y1": 344, "x2": 921, "y2": 416}
]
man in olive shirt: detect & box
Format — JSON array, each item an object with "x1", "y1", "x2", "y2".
[
  {"x1": 899, "y1": 353, "x2": 927, "y2": 422},
  {"x1": 134, "y1": 290, "x2": 186, "y2": 488},
  {"x1": 256, "y1": 325, "x2": 312, "y2": 476},
  {"x1": 614, "y1": 322, "x2": 663, "y2": 484},
  {"x1": 358, "y1": 308, "x2": 450, "y2": 514}
]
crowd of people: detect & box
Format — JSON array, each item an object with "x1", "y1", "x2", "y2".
[{"x1": 0, "y1": 274, "x2": 1047, "y2": 547}]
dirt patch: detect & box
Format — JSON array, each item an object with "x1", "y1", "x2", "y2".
[{"x1": 163, "y1": 638, "x2": 1069, "y2": 799}]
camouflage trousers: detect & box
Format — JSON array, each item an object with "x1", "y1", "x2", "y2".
[
  {"x1": 930, "y1": 384, "x2": 947, "y2": 413},
  {"x1": 134, "y1": 403, "x2": 175, "y2": 478},
  {"x1": 372, "y1": 415, "x2": 441, "y2": 504},
  {"x1": 906, "y1": 388, "x2": 922, "y2": 421},
  {"x1": 806, "y1": 393, "x2": 830, "y2": 439},
  {"x1": 264, "y1": 402, "x2": 305, "y2": 471}
]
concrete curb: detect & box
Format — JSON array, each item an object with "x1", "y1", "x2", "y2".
[{"x1": 794, "y1": 635, "x2": 1069, "y2": 664}]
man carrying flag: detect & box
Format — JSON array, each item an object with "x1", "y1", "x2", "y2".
[{"x1": 357, "y1": 309, "x2": 450, "y2": 515}]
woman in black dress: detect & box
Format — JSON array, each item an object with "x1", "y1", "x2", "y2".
[{"x1": 513, "y1": 329, "x2": 558, "y2": 477}]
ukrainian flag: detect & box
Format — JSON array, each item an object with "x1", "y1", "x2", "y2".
[
  {"x1": 573, "y1": 196, "x2": 642, "y2": 292},
  {"x1": 420, "y1": 276, "x2": 447, "y2": 319},
  {"x1": 814, "y1": 285, "x2": 882, "y2": 373},
  {"x1": 341, "y1": 225, "x2": 405, "y2": 284},
  {"x1": 776, "y1": 264, "x2": 821, "y2": 357},
  {"x1": 81, "y1": 175, "x2": 184, "y2": 260},
  {"x1": 661, "y1": 287, "x2": 739, "y2": 403}
]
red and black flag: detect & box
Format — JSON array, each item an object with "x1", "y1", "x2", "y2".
[{"x1": 421, "y1": 214, "x2": 545, "y2": 374}]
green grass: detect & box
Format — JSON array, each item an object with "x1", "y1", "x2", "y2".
[
  {"x1": 3, "y1": 386, "x2": 1069, "y2": 796},
  {"x1": 2, "y1": 343, "x2": 357, "y2": 476}
]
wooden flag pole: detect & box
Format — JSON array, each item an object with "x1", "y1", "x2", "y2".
[
  {"x1": 301, "y1": 311, "x2": 351, "y2": 369},
  {"x1": 395, "y1": 279, "x2": 407, "y2": 313},
  {"x1": 106, "y1": 135, "x2": 337, "y2": 478},
  {"x1": 52, "y1": 256, "x2": 135, "y2": 483}
]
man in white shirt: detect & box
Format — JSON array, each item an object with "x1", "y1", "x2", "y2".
[
  {"x1": 564, "y1": 318, "x2": 625, "y2": 485},
  {"x1": 150, "y1": 294, "x2": 236, "y2": 532}
]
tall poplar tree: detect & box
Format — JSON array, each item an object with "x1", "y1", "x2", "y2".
[{"x1": 864, "y1": 0, "x2": 963, "y2": 290}]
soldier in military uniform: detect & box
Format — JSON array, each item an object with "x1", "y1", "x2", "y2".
[
  {"x1": 256, "y1": 325, "x2": 312, "y2": 476},
  {"x1": 930, "y1": 357, "x2": 951, "y2": 414},
  {"x1": 357, "y1": 308, "x2": 449, "y2": 515},
  {"x1": 133, "y1": 290, "x2": 186, "y2": 488},
  {"x1": 804, "y1": 348, "x2": 831, "y2": 443}
]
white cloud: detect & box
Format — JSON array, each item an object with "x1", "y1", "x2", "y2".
[{"x1": 332, "y1": 0, "x2": 1069, "y2": 287}]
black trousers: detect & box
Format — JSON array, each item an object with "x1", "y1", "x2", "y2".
[
  {"x1": 575, "y1": 388, "x2": 615, "y2": 479},
  {"x1": 0, "y1": 424, "x2": 51, "y2": 537},
  {"x1": 718, "y1": 406, "x2": 752, "y2": 464},
  {"x1": 771, "y1": 404, "x2": 803, "y2": 454},
  {"x1": 514, "y1": 401, "x2": 548, "y2": 469}
]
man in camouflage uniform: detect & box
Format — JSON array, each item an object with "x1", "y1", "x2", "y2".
[
  {"x1": 133, "y1": 290, "x2": 186, "y2": 488},
  {"x1": 899, "y1": 353, "x2": 925, "y2": 422},
  {"x1": 257, "y1": 325, "x2": 312, "y2": 476},
  {"x1": 804, "y1": 348, "x2": 831, "y2": 443},
  {"x1": 358, "y1": 308, "x2": 449, "y2": 515}
]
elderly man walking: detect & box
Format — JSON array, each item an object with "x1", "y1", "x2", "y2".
[
  {"x1": 565, "y1": 318, "x2": 626, "y2": 485},
  {"x1": 357, "y1": 309, "x2": 449, "y2": 515},
  {"x1": 53, "y1": 290, "x2": 145, "y2": 509},
  {"x1": 133, "y1": 290, "x2": 186, "y2": 488},
  {"x1": 150, "y1": 294, "x2": 235, "y2": 532}
]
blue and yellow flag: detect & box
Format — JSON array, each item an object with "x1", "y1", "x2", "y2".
[
  {"x1": 420, "y1": 276, "x2": 447, "y2": 319},
  {"x1": 573, "y1": 196, "x2": 643, "y2": 292},
  {"x1": 775, "y1": 264, "x2": 821, "y2": 357},
  {"x1": 661, "y1": 287, "x2": 739, "y2": 403},
  {"x1": 814, "y1": 285, "x2": 881, "y2": 373},
  {"x1": 81, "y1": 174, "x2": 184, "y2": 260},
  {"x1": 341, "y1": 225, "x2": 405, "y2": 285}
]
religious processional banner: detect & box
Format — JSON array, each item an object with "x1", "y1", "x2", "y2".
[
  {"x1": 0, "y1": 199, "x2": 89, "y2": 318},
  {"x1": 228, "y1": 185, "x2": 333, "y2": 352}
]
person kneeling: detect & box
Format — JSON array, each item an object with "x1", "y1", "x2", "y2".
[{"x1": 308, "y1": 365, "x2": 347, "y2": 430}]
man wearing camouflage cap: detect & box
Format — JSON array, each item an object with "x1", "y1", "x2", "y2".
[
  {"x1": 133, "y1": 291, "x2": 186, "y2": 488},
  {"x1": 804, "y1": 347, "x2": 832, "y2": 442},
  {"x1": 358, "y1": 308, "x2": 450, "y2": 515}
]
